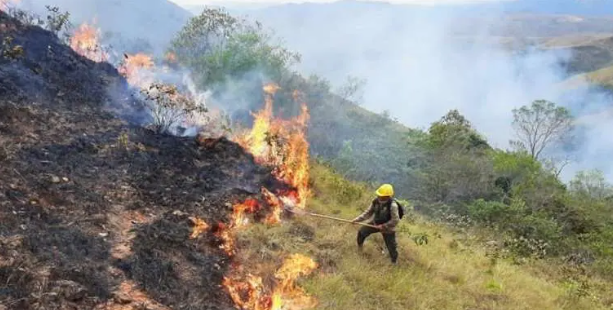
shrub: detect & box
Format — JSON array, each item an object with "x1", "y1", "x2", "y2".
[
  {"x1": 44, "y1": 6, "x2": 72, "y2": 37},
  {"x1": 1, "y1": 36, "x2": 24, "y2": 60},
  {"x1": 468, "y1": 199, "x2": 523, "y2": 227},
  {"x1": 141, "y1": 83, "x2": 207, "y2": 134}
]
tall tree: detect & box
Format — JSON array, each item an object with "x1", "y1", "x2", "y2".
[
  {"x1": 511, "y1": 100, "x2": 573, "y2": 161},
  {"x1": 169, "y1": 8, "x2": 300, "y2": 87}
]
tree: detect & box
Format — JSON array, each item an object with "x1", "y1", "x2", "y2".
[
  {"x1": 336, "y1": 75, "x2": 366, "y2": 105},
  {"x1": 569, "y1": 169, "x2": 612, "y2": 200},
  {"x1": 511, "y1": 100, "x2": 573, "y2": 161},
  {"x1": 413, "y1": 110, "x2": 495, "y2": 204},
  {"x1": 426, "y1": 109, "x2": 489, "y2": 150},
  {"x1": 169, "y1": 8, "x2": 300, "y2": 87}
]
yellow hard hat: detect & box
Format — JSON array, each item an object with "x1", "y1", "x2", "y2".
[{"x1": 375, "y1": 184, "x2": 394, "y2": 197}]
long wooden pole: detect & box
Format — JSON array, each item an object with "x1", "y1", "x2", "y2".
[{"x1": 286, "y1": 208, "x2": 379, "y2": 229}]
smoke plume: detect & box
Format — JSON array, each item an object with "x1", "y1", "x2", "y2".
[{"x1": 239, "y1": 1, "x2": 613, "y2": 182}]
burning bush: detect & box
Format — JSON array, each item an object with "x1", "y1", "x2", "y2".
[
  {"x1": 69, "y1": 22, "x2": 108, "y2": 62},
  {"x1": 141, "y1": 82, "x2": 208, "y2": 134},
  {"x1": 118, "y1": 53, "x2": 155, "y2": 87}
]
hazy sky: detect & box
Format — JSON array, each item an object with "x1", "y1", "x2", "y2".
[{"x1": 169, "y1": 0, "x2": 507, "y2": 6}]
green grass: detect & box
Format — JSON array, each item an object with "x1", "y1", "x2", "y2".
[{"x1": 235, "y1": 163, "x2": 612, "y2": 310}]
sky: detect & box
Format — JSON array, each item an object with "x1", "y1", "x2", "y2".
[{"x1": 169, "y1": 0, "x2": 509, "y2": 6}]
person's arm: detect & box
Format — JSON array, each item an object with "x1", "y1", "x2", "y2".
[
  {"x1": 352, "y1": 201, "x2": 374, "y2": 222},
  {"x1": 381, "y1": 202, "x2": 400, "y2": 231}
]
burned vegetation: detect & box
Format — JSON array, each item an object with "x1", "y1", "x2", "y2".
[{"x1": 0, "y1": 10, "x2": 310, "y2": 310}]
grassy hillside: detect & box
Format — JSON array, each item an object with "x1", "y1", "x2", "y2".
[
  {"x1": 235, "y1": 163, "x2": 613, "y2": 310},
  {"x1": 3, "y1": 5, "x2": 613, "y2": 310},
  {"x1": 545, "y1": 35, "x2": 613, "y2": 75}
]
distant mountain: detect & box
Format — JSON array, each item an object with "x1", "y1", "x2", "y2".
[
  {"x1": 19, "y1": 0, "x2": 193, "y2": 54},
  {"x1": 235, "y1": 0, "x2": 613, "y2": 82},
  {"x1": 499, "y1": 0, "x2": 613, "y2": 16}
]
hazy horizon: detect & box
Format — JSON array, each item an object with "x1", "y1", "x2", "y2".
[{"x1": 169, "y1": 0, "x2": 510, "y2": 8}]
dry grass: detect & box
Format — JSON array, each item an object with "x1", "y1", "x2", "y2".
[{"x1": 236, "y1": 163, "x2": 611, "y2": 310}]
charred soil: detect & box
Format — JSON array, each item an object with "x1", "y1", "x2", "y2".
[{"x1": 0, "y1": 11, "x2": 288, "y2": 310}]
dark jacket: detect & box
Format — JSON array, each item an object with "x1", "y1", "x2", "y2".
[{"x1": 352, "y1": 199, "x2": 400, "y2": 232}]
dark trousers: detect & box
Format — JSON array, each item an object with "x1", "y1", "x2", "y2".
[{"x1": 357, "y1": 226, "x2": 398, "y2": 263}]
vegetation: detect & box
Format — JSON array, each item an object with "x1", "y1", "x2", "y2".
[
  {"x1": 235, "y1": 162, "x2": 613, "y2": 309},
  {"x1": 141, "y1": 83, "x2": 207, "y2": 134},
  {"x1": 1, "y1": 35, "x2": 23, "y2": 60},
  {"x1": 169, "y1": 8, "x2": 300, "y2": 88},
  {"x1": 336, "y1": 75, "x2": 367, "y2": 105},
  {"x1": 3, "y1": 3, "x2": 612, "y2": 309},
  {"x1": 165, "y1": 10, "x2": 613, "y2": 309},
  {"x1": 5, "y1": 5, "x2": 72, "y2": 37},
  {"x1": 510, "y1": 99, "x2": 574, "y2": 176}
]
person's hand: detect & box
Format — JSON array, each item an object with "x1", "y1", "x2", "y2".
[{"x1": 375, "y1": 224, "x2": 384, "y2": 230}]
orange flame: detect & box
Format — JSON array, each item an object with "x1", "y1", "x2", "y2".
[
  {"x1": 216, "y1": 199, "x2": 261, "y2": 256},
  {"x1": 223, "y1": 274, "x2": 271, "y2": 310},
  {"x1": 118, "y1": 53, "x2": 155, "y2": 88},
  {"x1": 220, "y1": 83, "x2": 316, "y2": 310},
  {"x1": 270, "y1": 254, "x2": 318, "y2": 310},
  {"x1": 69, "y1": 22, "x2": 108, "y2": 62},
  {"x1": 235, "y1": 83, "x2": 311, "y2": 210},
  {"x1": 189, "y1": 217, "x2": 209, "y2": 239},
  {"x1": 223, "y1": 254, "x2": 318, "y2": 310}
]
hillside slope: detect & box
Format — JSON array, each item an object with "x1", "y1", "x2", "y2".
[
  {"x1": 0, "y1": 11, "x2": 284, "y2": 309},
  {"x1": 237, "y1": 164, "x2": 613, "y2": 310},
  {"x1": 2, "y1": 6, "x2": 613, "y2": 310}
]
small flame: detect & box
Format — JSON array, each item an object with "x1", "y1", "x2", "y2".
[
  {"x1": 262, "y1": 188, "x2": 283, "y2": 225},
  {"x1": 189, "y1": 217, "x2": 209, "y2": 239},
  {"x1": 270, "y1": 254, "x2": 318, "y2": 310},
  {"x1": 118, "y1": 53, "x2": 155, "y2": 88},
  {"x1": 69, "y1": 22, "x2": 108, "y2": 62},
  {"x1": 222, "y1": 254, "x2": 318, "y2": 310},
  {"x1": 216, "y1": 199, "x2": 261, "y2": 256},
  {"x1": 263, "y1": 83, "x2": 281, "y2": 95},
  {"x1": 223, "y1": 274, "x2": 271, "y2": 310}
]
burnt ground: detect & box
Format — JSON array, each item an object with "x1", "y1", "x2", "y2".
[{"x1": 0, "y1": 11, "x2": 286, "y2": 310}]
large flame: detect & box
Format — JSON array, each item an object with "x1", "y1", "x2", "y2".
[
  {"x1": 235, "y1": 83, "x2": 311, "y2": 211},
  {"x1": 118, "y1": 53, "x2": 155, "y2": 88},
  {"x1": 218, "y1": 83, "x2": 316, "y2": 310},
  {"x1": 69, "y1": 22, "x2": 108, "y2": 62}
]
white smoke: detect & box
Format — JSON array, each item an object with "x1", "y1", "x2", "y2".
[{"x1": 239, "y1": 1, "x2": 613, "y2": 182}]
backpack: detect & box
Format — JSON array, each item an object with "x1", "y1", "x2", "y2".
[
  {"x1": 374, "y1": 198, "x2": 405, "y2": 220},
  {"x1": 393, "y1": 198, "x2": 405, "y2": 220}
]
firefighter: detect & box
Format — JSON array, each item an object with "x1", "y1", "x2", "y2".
[{"x1": 351, "y1": 184, "x2": 399, "y2": 263}]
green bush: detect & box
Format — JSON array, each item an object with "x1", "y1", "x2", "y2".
[{"x1": 467, "y1": 199, "x2": 523, "y2": 227}]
